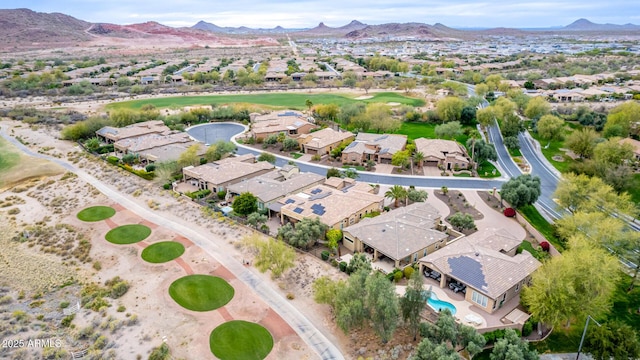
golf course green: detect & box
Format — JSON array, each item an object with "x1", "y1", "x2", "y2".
[
  {"x1": 141, "y1": 241, "x2": 185, "y2": 263},
  {"x1": 168, "y1": 275, "x2": 234, "y2": 311},
  {"x1": 77, "y1": 206, "x2": 116, "y2": 222},
  {"x1": 105, "y1": 224, "x2": 152, "y2": 244},
  {"x1": 209, "y1": 320, "x2": 273, "y2": 360}
]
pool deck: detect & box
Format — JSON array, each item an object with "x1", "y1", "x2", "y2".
[{"x1": 396, "y1": 276, "x2": 524, "y2": 331}]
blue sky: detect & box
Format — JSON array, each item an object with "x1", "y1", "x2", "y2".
[{"x1": 3, "y1": 1, "x2": 638, "y2": 28}]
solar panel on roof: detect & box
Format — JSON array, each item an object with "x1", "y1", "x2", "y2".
[
  {"x1": 285, "y1": 199, "x2": 295, "y2": 204},
  {"x1": 293, "y1": 207, "x2": 304, "y2": 214},
  {"x1": 447, "y1": 256, "x2": 487, "y2": 290},
  {"x1": 310, "y1": 188, "x2": 322, "y2": 194},
  {"x1": 311, "y1": 204, "x2": 326, "y2": 215}
]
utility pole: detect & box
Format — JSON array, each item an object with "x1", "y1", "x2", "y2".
[{"x1": 576, "y1": 315, "x2": 601, "y2": 360}]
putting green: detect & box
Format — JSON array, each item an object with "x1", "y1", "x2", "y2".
[
  {"x1": 105, "y1": 224, "x2": 151, "y2": 244},
  {"x1": 169, "y1": 275, "x2": 234, "y2": 311},
  {"x1": 141, "y1": 241, "x2": 185, "y2": 263},
  {"x1": 77, "y1": 206, "x2": 116, "y2": 222},
  {"x1": 209, "y1": 321, "x2": 273, "y2": 360}
]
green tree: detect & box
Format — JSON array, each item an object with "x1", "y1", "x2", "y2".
[
  {"x1": 400, "y1": 270, "x2": 426, "y2": 340},
  {"x1": 522, "y1": 235, "x2": 619, "y2": 328},
  {"x1": 467, "y1": 138, "x2": 497, "y2": 165},
  {"x1": 435, "y1": 121, "x2": 463, "y2": 139},
  {"x1": 204, "y1": 140, "x2": 236, "y2": 162},
  {"x1": 347, "y1": 252, "x2": 372, "y2": 274},
  {"x1": 385, "y1": 185, "x2": 408, "y2": 208},
  {"x1": 391, "y1": 150, "x2": 411, "y2": 169},
  {"x1": 313, "y1": 103, "x2": 339, "y2": 121},
  {"x1": 264, "y1": 134, "x2": 278, "y2": 145},
  {"x1": 365, "y1": 272, "x2": 399, "y2": 343},
  {"x1": 503, "y1": 136, "x2": 520, "y2": 150},
  {"x1": 84, "y1": 137, "x2": 100, "y2": 151},
  {"x1": 257, "y1": 152, "x2": 276, "y2": 164},
  {"x1": 501, "y1": 114, "x2": 524, "y2": 138},
  {"x1": 232, "y1": 192, "x2": 258, "y2": 216},
  {"x1": 246, "y1": 212, "x2": 267, "y2": 229},
  {"x1": 460, "y1": 106, "x2": 477, "y2": 126},
  {"x1": 554, "y1": 173, "x2": 638, "y2": 217},
  {"x1": 178, "y1": 144, "x2": 200, "y2": 168},
  {"x1": 565, "y1": 127, "x2": 598, "y2": 159},
  {"x1": 278, "y1": 217, "x2": 328, "y2": 250},
  {"x1": 501, "y1": 175, "x2": 541, "y2": 209},
  {"x1": 282, "y1": 137, "x2": 299, "y2": 151},
  {"x1": 407, "y1": 188, "x2": 428, "y2": 203},
  {"x1": 448, "y1": 212, "x2": 475, "y2": 231},
  {"x1": 593, "y1": 137, "x2": 634, "y2": 167},
  {"x1": 413, "y1": 338, "x2": 459, "y2": 360},
  {"x1": 476, "y1": 106, "x2": 498, "y2": 128},
  {"x1": 305, "y1": 99, "x2": 313, "y2": 111},
  {"x1": 524, "y1": 96, "x2": 551, "y2": 120},
  {"x1": 313, "y1": 276, "x2": 344, "y2": 309},
  {"x1": 489, "y1": 328, "x2": 538, "y2": 360},
  {"x1": 436, "y1": 97, "x2": 465, "y2": 123},
  {"x1": 418, "y1": 309, "x2": 486, "y2": 358},
  {"x1": 536, "y1": 115, "x2": 565, "y2": 141},
  {"x1": 413, "y1": 151, "x2": 425, "y2": 169},
  {"x1": 244, "y1": 234, "x2": 296, "y2": 279},
  {"x1": 325, "y1": 229, "x2": 342, "y2": 255},
  {"x1": 603, "y1": 101, "x2": 640, "y2": 138},
  {"x1": 335, "y1": 269, "x2": 368, "y2": 332},
  {"x1": 585, "y1": 321, "x2": 640, "y2": 360},
  {"x1": 326, "y1": 167, "x2": 342, "y2": 178}
]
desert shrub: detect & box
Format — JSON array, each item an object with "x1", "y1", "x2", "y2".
[
  {"x1": 148, "y1": 343, "x2": 171, "y2": 360},
  {"x1": 503, "y1": 207, "x2": 516, "y2": 217},
  {"x1": 393, "y1": 270, "x2": 403, "y2": 282},
  {"x1": 321, "y1": 250, "x2": 330, "y2": 261},
  {"x1": 61, "y1": 314, "x2": 75, "y2": 327},
  {"x1": 217, "y1": 190, "x2": 227, "y2": 200},
  {"x1": 59, "y1": 301, "x2": 70, "y2": 309},
  {"x1": 0, "y1": 295, "x2": 13, "y2": 304},
  {"x1": 339, "y1": 261, "x2": 347, "y2": 272},
  {"x1": 330, "y1": 259, "x2": 339, "y2": 267},
  {"x1": 522, "y1": 318, "x2": 534, "y2": 336},
  {"x1": 106, "y1": 156, "x2": 119, "y2": 165},
  {"x1": 93, "y1": 261, "x2": 102, "y2": 271},
  {"x1": 145, "y1": 164, "x2": 156, "y2": 172},
  {"x1": 286, "y1": 293, "x2": 295, "y2": 300},
  {"x1": 403, "y1": 266, "x2": 415, "y2": 279},
  {"x1": 109, "y1": 281, "x2": 130, "y2": 299},
  {"x1": 117, "y1": 305, "x2": 126, "y2": 312},
  {"x1": 540, "y1": 241, "x2": 550, "y2": 252}
]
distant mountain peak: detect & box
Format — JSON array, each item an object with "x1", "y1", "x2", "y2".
[{"x1": 317, "y1": 22, "x2": 328, "y2": 28}]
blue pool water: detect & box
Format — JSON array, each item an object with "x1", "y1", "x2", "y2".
[{"x1": 424, "y1": 291, "x2": 457, "y2": 315}]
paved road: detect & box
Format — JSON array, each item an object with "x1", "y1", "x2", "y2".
[
  {"x1": 0, "y1": 127, "x2": 344, "y2": 360},
  {"x1": 186, "y1": 123, "x2": 505, "y2": 190}
]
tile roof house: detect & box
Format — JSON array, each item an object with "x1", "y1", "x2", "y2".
[
  {"x1": 137, "y1": 142, "x2": 207, "y2": 164},
  {"x1": 182, "y1": 154, "x2": 274, "y2": 193},
  {"x1": 227, "y1": 170, "x2": 325, "y2": 213},
  {"x1": 341, "y1": 133, "x2": 408, "y2": 164},
  {"x1": 343, "y1": 202, "x2": 449, "y2": 269},
  {"x1": 419, "y1": 230, "x2": 540, "y2": 314},
  {"x1": 298, "y1": 128, "x2": 355, "y2": 156},
  {"x1": 113, "y1": 132, "x2": 192, "y2": 156},
  {"x1": 95, "y1": 120, "x2": 169, "y2": 143},
  {"x1": 250, "y1": 111, "x2": 317, "y2": 140},
  {"x1": 277, "y1": 177, "x2": 384, "y2": 230},
  {"x1": 414, "y1": 138, "x2": 470, "y2": 171}
]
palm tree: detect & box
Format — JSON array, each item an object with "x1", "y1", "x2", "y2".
[
  {"x1": 413, "y1": 151, "x2": 424, "y2": 169},
  {"x1": 385, "y1": 185, "x2": 408, "y2": 208}
]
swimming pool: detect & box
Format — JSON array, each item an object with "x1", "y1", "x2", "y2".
[{"x1": 424, "y1": 291, "x2": 457, "y2": 315}]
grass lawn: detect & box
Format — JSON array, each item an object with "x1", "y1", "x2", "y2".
[
  {"x1": 77, "y1": 206, "x2": 116, "y2": 222},
  {"x1": 518, "y1": 205, "x2": 563, "y2": 251},
  {"x1": 517, "y1": 240, "x2": 549, "y2": 261},
  {"x1": 169, "y1": 275, "x2": 234, "y2": 311},
  {"x1": 209, "y1": 320, "x2": 273, "y2": 360},
  {"x1": 508, "y1": 147, "x2": 522, "y2": 157},
  {"x1": 141, "y1": 241, "x2": 185, "y2": 263},
  {"x1": 453, "y1": 172, "x2": 472, "y2": 177},
  {"x1": 343, "y1": 165, "x2": 365, "y2": 171},
  {"x1": 105, "y1": 224, "x2": 152, "y2": 245},
  {"x1": 477, "y1": 161, "x2": 501, "y2": 178},
  {"x1": 107, "y1": 92, "x2": 424, "y2": 110},
  {"x1": 528, "y1": 128, "x2": 575, "y2": 173},
  {"x1": 0, "y1": 137, "x2": 63, "y2": 188},
  {"x1": 290, "y1": 152, "x2": 303, "y2": 159}
]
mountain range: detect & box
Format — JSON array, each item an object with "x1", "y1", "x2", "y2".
[{"x1": 1, "y1": 8, "x2": 639, "y2": 51}]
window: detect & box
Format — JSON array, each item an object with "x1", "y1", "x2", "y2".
[
  {"x1": 515, "y1": 283, "x2": 520, "y2": 292},
  {"x1": 423, "y1": 249, "x2": 427, "y2": 257},
  {"x1": 471, "y1": 290, "x2": 488, "y2": 308}
]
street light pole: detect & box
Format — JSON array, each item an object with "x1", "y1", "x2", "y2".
[{"x1": 576, "y1": 315, "x2": 601, "y2": 360}]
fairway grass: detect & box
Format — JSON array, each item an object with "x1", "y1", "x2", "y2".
[
  {"x1": 105, "y1": 224, "x2": 152, "y2": 245},
  {"x1": 77, "y1": 206, "x2": 116, "y2": 222},
  {"x1": 169, "y1": 275, "x2": 234, "y2": 312},
  {"x1": 0, "y1": 137, "x2": 64, "y2": 188},
  {"x1": 210, "y1": 321, "x2": 273, "y2": 360},
  {"x1": 141, "y1": 241, "x2": 185, "y2": 263},
  {"x1": 107, "y1": 92, "x2": 424, "y2": 110}
]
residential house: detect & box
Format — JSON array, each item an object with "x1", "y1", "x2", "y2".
[
  {"x1": 619, "y1": 138, "x2": 640, "y2": 161},
  {"x1": 182, "y1": 154, "x2": 274, "y2": 194},
  {"x1": 137, "y1": 142, "x2": 207, "y2": 164},
  {"x1": 113, "y1": 132, "x2": 192, "y2": 157},
  {"x1": 277, "y1": 177, "x2": 384, "y2": 230},
  {"x1": 298, "y1": 128, "x2": 355, "y2": 156},
  {"x1": 419, "y1": 231, "x2": 541, "y2": 314},
  {"x1": 414, "y1": 138, "x2": 471, "y2": 170},
  {"x1": 341, "y1": 133, "x2": 408, "y2": 164},
  {"x1": 95, "y1": 120, "x2": 169, "y2": 144},
  {"x1": 551, "y1": 89, "x2": 585, "y2": 102},
  {"x1": 343, "y1": 202, "x2": 449, "y2": 269},
  {"x1": 250, "y1": 111, "x2": 317, "y2": 140},
  {"x1": 227, "y1": 168, "x2": 325, "y2": 213}
]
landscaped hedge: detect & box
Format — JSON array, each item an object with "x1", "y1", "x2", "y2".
[
  {"x1": 339, "y1": 261, "x2": 347, "y2": 272},
  {"x1": 483, "y1": 328, "x2": 522, "y2": 344},
  {"x1": 321, "y1": 250, "x2": 330, "y2": 261},
  {"x1": 503, "y1": 207, "x2": 516, "y2": 217},
  {"x1": 185, "y1": 189, "x2": 212, "y2": 199}
]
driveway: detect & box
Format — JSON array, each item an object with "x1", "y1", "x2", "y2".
[{"x1": 461, "y1": 190, "x2": 527, "y2": 241}]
